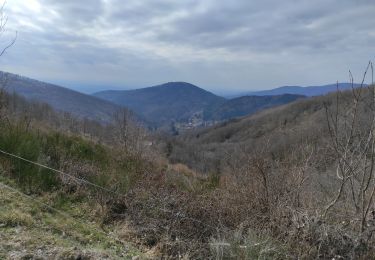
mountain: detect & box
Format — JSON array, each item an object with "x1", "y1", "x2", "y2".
[
  {"x1": 0, "y1": 72, "x2": 308, "y2": 128},
  {"x1": 0, "y1": 71, "x2": 122, "y2": 123},
  {"x1": 206, "y1": 94, "x2": 304, "y2": 121},
  {"x1": 94, "y1": 82, "x2": 306, "y2": 127},
  {"x1": 94, "y1": 82, "x2": 226, "y2": 126},
  {"x1": 238, "y1": 83, "x2": 363, "y2": 97}
]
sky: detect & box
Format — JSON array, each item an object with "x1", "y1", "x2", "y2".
[{"x1": 0, "y1": 0, "x2": 374, "y2": 94}]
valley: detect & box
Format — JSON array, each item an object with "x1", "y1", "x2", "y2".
[
  {"x1": 0, "y1": 1, "x2": 373, "y2": 258},
  {"x1": 2, "y1": 69, "x2": 375, "y2": 258}
]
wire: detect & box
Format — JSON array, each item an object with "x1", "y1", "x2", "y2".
[
  {"x1": 0, "y1": 148, "x2": 117, "y2": 195},
  {"x1": 0, "y1": 181, "x2": 128, "y2": 247},
  {"x1": 0, "y1": 148, "x2": 223, "y2": 234}
]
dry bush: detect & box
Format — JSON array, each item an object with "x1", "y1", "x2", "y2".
[{"x1": 155, "y1": 63, "x2": 375, "y2": 258}]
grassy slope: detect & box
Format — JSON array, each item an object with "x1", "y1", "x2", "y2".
[
  {"x1": 0, "y1": 177, "x2": 143, "y2": 259},
  {"x1": 0, "y1": 118, "x2": 147, "y2": 259}
]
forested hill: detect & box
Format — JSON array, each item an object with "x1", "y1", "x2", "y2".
[
  {"x1": 94, "y1": 82, "x2": 226, "y2": 125},
  {"x1": 0, "y1": 71, "x2": 122, "y2": 123}
]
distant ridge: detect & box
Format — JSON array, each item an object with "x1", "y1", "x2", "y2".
[
  {"x1": 0, "y1": 71, "x2": 122, "y2": 123},
  {"x1": 238, "y1": 83, "x2": 364, "y2": 97}
]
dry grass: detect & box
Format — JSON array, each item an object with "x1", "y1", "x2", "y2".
[{"x1": 3, "y1": 66, "x2": 375, "y2": 258}]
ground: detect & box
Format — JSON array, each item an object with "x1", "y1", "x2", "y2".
[{"x1": 0, "y1": 179, "x2": 143, "y2": 260}]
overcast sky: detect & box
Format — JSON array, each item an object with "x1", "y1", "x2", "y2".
[{"x1": 0, "y1": 0, "x2": 374, "y2": 94}]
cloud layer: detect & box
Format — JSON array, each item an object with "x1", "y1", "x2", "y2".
[{"x1": 1, "y1": 0, "x2": 374, "y2": 93}]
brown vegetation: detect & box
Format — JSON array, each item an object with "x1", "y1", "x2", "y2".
[{"x1": 2, "y1": 62, "x2": 375, "y2": 258}]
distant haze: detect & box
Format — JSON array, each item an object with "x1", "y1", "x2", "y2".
[{"x1": 0, "y1": 0, "x2": 374, "y2": 93}]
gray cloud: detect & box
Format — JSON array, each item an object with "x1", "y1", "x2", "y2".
[
  {"x1": 1, "y1": 0, "x2": 374, "y2": 94},
  {"x1": 39, "y1": 0, "x2": 104, "y2": 24},
  {"x1": 155, "y1": 0, "x2": 375, "y2": 53}
]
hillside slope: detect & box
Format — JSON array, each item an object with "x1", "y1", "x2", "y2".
[
  {"x1": 206, "y1": 94, "x2": 304, "y2": 121},
  {"x1": 0, "y1": 71, "x2": 122, "y2": 123},
  {"x1": 169, "y1": 87, "x2": 368, "y2": 173}
]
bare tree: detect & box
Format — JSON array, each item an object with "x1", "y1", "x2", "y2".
[
  {"x1": 0, "y1": 1, "x2": 17, "y2": 124},
  {"x1": 323, "y1": 61, "x2": 375, "y2": 235},
  {"x1": 112, "y1": 108, "x2": 148, "y2": 158}
]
